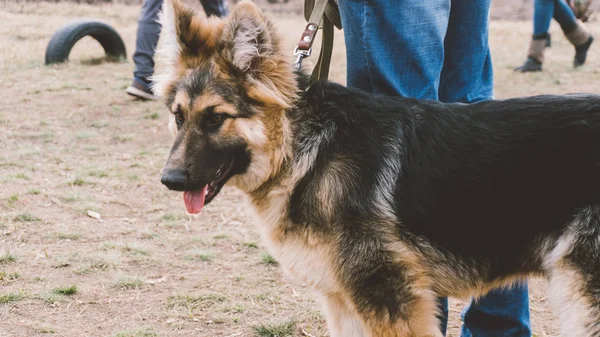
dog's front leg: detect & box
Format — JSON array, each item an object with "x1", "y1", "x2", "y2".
[
  {"x1": 357, "y1": 292, "x2": 444, "y2": 337},
  {"x1": 319, "y1": 292, "x2": 367, "y2": 337}
]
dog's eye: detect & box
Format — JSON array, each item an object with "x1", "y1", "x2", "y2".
[
  {"x1": 208, "y1": 114, "x2": 226, "y2": 126},
  {"x1": 174, "y1": 110, "x2": 184, "y2": 129}
]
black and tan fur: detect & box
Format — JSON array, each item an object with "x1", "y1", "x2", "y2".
[{"x1": 156, "y1": 1, "x2": 600, "y2": 336}]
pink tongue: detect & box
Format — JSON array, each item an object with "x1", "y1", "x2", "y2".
[{"x1": 183, "y1": 185, "x2": 208, "y2": 214}]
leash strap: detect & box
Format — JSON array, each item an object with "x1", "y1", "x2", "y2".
[{"x1": 294, "y1": 0, "x2": 341, "y2": 84}]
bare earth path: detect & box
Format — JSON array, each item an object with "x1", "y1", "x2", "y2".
[{"x1": 1, "y1": 2, "x2": 599, "y2": 336}]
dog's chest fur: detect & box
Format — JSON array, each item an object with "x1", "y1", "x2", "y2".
[{"x1": 249, "y1": 191, "x2": 340, "y2": 293}]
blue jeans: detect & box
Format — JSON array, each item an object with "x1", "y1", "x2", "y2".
[
  {"x1": 534, "y1": 0, "x2": 578, "y2": 37},
  {"x1": 338, "y1": 1, "x2": 531, "y2": 336}
]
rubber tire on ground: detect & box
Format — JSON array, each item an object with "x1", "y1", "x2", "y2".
[{"x1": 45, "y1": 19, "x2": 127, "y2": 65}]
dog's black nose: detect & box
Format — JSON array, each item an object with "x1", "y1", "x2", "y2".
[{"x1": 161, "y1": 168, "x2": 188, "y2": 191}]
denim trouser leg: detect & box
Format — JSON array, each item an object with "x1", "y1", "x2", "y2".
[
  {"x1": 553, "y1": 0, "x2": 578, "y2": 33},
  {"x1": 439, "y1": 0, "x2": 493, "y2": 103},
  {"x1": 533, "y1": 0, "x2": 578, "y2": 36},
  {"x1": 132, "y1": 0, "x2": 163, "y2": 85},
  {"x1": 461, "y1": 285, "x2": 532, "y2": 337},
  {"x1": 338, "y1": 0, "x2": 450, "y2": 100},
  {"x1": 338, "y1": 1, "x2": 530, "y2": 336},
  {"x1": 533, "y1": 0, "x2": 555, "y2": 36}
]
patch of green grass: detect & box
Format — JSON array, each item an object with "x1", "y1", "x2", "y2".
[
  {"x1": 260, "y1": 252, "x2": 278, "y2": 266},
  {"x1": 112, "y1": 135, "x2": 133, "y2": 143},
  {"x1": 0, "y1": 292, "x2": 24, "y2": 305},
  {"x1": 114, "y1": 276, "x2": 144, "y2": 290},
  {"x1": 51, "y1": 285, "x2": 77, "y2": 296},
  {"x1": 36, "y1": 326, "x2": 56, "y2": 334},
  {"x1": 14, "y1": 173, "x2": 30, "y2": 180},
  {"x1": 7, "y1": 272, "x2": 20, "y2": 280},
  {"x1": 0, "y1": 271, "x2": 19, "y2": 281},
  {"x1": 91, "y1": 121, "x2": 109, "y2": 128},
  {"x1": 144, "y1": 112, "x2": 160, "y2": 120},
  {"x1": 27, "y1": 189, "x2": 41, "y2": 195},
  {"x1": 120, "y1": 243, "x2": 149, "y2": 256},
  {"x1": 184, "y1": 250, "x2": 215, "y2": 262},
  {"x1": 38, "y1": 132, "x2": 55, "y2": 142},
  {"x1": 167, "y1": 292, "x2": 227, "y2": 309},
  {"x1": 59, "y1": 194, "x2": 80, "y2": 203},
  {"x1": 7, "y1": 193, "x2": 18, "y2": 206},
  {"x1": 103, "y1": 242, "x2": 149, "y2": 256},
  {"x1": 50, "y1": 253, "x2": 79, "y2": 268},
  {"x1": 71, "y1": 177, "x2": 88, "y2": 186},
  {"x1": 0, "y1": 252, "x2": 16, "y2": 264},
  {"x1": 87, "y1": 170, "x2": 108, "y2": 178},
  {"x1": 75, "y1": 131, "x2": 96, "y2": 140},
  {"x1": 252, "y1": 320, "x2": 296, "y2": 337},
  {"x1": 128, "y1": 175, "x2": 140, "y2": 182},
  {"x1": 40, "y1": 292, "x2": 63, "y2": 304},
  {"x1": 213, "y1": 234, "x2": 227, "y2": 240},
  {"x1": 243, "y1": 242, "x2": 259, "y2": 249},
  {"x1": 74, "y1": 254, "x2": 119, "y2": 275},
  {"x1": 49, "y1": 232, "x2": 82, "y2": 240},
  {"x1": 13, "y1": 212, "x2": 40, "y2": 223},
  {"x1": 112, "y1": 327, "x2": 158, "y2": 337},
  {"x1": 160, "y1": 213, "x2": 184, "y2": 222},
  {"x1": 223, "y1": 304, "x2": 245, "y2": 313}
]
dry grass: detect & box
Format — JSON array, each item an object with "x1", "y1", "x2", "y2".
[{"x1": 1, "y1": 1, "x2": 599, "y2": 336}]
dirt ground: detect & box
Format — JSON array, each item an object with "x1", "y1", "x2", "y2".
[{"x1": 1, "y1": 2, "x2": 600, "y2": 337}]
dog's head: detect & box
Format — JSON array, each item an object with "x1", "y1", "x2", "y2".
[{"x1": 155, "y1": 0, "x2": 297, "y2": 214}]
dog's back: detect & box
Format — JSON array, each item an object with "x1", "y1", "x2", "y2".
[{"x1": 395, "y1": 94, "x2": 600, "y2": 276}]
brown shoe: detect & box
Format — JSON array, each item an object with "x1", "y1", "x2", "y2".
[{"x1": 126, "y1": 79, "x2": 158, "y2": 100}]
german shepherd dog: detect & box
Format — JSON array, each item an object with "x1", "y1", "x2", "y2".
[{"x1": 156, "y1": 1, "x2": 600, "y2": 336}]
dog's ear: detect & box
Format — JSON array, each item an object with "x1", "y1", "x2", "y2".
[
  {"x1": 220, "y1": 1, "x2": 297, "y2": 107},
  {"x1": 221, "y1": 1, "x2": 279, "y2": 73},
  {"x1": 153, "y1": 0, "x2": 223, "y2": 97}
]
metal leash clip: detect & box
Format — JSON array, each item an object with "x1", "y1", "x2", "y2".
[{"x1": 293, "y1": 46, "x2": 312, "y2": 69}]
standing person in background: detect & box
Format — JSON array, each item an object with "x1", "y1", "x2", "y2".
[
  {"x1": 126, "y1": 0, "x2": 228, "y2": 100},
  {"x1": 515, "y1": 0, "x2": 593, "y2": 72},
  {"x1": 337, "y1": 1, "x2": 532, "y2": 336}
]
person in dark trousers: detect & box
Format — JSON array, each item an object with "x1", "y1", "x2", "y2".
[
  {"x1": 126, "y1": 0, "x2": 228, "y2": 100},
  {"x1": 515, "y1": 0, "x2": 593, "y2": 72},
  {"x1": 338, "y1": 1, "x2": 532, "y2": 336}
]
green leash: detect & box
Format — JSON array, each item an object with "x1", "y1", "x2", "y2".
[{"x1": 294, "y1": 0, "x2": 342, "y2": 84}]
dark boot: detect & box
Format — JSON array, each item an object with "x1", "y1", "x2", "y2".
[
  {"x1": 515, "y1": 38, "x2": 546, "y2": 72},
  {"x1": 566, "y1": 20, "x2": 593, "y2": 67}
]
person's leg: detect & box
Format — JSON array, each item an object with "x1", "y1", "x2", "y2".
[
  {"x1": 515, "y1": 0, "x2": 554, "y2": 72},
  {"x1": 460, "y1": 286, "x2": 532, "y2": 337},
  {"x1": 439, "y1": 0, "x2": 493, "y2": 103},
  {"x1": 552, "y1": 0, "x2": 578, "y2": 33},
  {"x1": 533, "y1": 0, "x2": 555, "y2": 36},
  {"x1": 132, "y1": 0, "x2": 163, "y2": 88},
  {"x1": 338, "y1": 0, "x2": 450, "y2": 100},
  {"x1": 553, "y1": 0, "x2": 594, "y2": 67},
  {"x1": 199, "y1": 0, "x2": 228, "y2": 17}
]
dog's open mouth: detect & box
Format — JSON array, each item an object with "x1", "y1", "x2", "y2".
[{"x1": 183, "y1": 157, "x2": 235, "y2": 214}]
